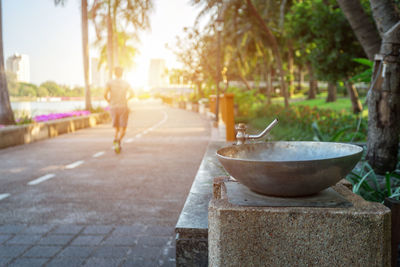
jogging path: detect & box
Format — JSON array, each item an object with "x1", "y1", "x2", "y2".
[{"x1": 0, "y1": 99, "x2": 211, "y2": 267}]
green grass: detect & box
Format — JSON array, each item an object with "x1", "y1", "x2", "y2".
[
  {"x1": 241, "y1": 94, "x2": 368, "y2": 142},
  {"x1": 273, "y1": 93, "x2": 368, "y2": 117},
  {"x1": 249, "y1": 117, "x2": 315, "y2": 141}
]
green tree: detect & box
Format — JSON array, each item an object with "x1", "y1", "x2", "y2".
[
  {"x1": 169, "y1": 26, "x2": 217, "y2": 98},
  {"x1": 286, "y1": 0, "x2": 364, "y2": 112},
  {"x1": 37, "y1": 86, "x2": 49, "y2": 97},
  {"x1": 40, "y1": 81, "x2": 64, "y2": 96},
  {"x1": 0, "y1": 0, "x2": 15, "y2": 124},
  {"x1": 191, "y1": 0, "x2": 291, "y2": 107},
  {"x1": 18, "y1": 83, "x2": 38, "y2": 97},
  {"x1": 6, "y1": 71, "x2": 18, "y2": 97},
  {"x1": 97, "y1": 30, "x2": 137, "y2": 70},
  {"x1": 336, "y1": 0, "x2": 381, "y2": 61}
]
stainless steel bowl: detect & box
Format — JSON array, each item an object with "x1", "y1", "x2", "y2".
[{"x1": 216, "y1": 141, "x2": 363, "y2": 197}]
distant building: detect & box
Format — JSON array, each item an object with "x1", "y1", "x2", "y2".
[
  {"x1": 6, "y1": 53, "x2": 30, "y2": 83},
  {"x1": 148, "y1": 59, "x2": 168, "y2": 88},
  {"x1": 90, "y1": 57, "x2": 107, "y2": 87}
]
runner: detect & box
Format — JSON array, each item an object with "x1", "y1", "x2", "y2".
[{"x1": 104, "y1": 66, "x2": 134, "y2": 154}]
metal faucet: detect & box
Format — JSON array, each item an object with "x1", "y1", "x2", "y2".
[{"x1": 235, "y1": 118, "x2": 278, "y2": 145}]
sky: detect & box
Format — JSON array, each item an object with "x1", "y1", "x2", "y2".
[{"x1": 3, "y1": 0, "x2": 202, "y2": 87}]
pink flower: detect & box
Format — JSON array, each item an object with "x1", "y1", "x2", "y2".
[{"x1": 33, "y1": 110, "x2": 91, "y2": 123}]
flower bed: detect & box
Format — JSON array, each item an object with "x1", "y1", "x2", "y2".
[
  {"x1": 33, "y1": 110, "x2": 91, "y2": 122},
  {"x1": 0, "y1": 111, "x2": 110, "y2": 149},
  {"x1": 0, "y1": 110, "x2": 92, "y2": 127}
]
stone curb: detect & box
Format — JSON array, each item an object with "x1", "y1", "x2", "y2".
[{"x1": 0, "y1": 112, "x2": 110, "y2": 149}]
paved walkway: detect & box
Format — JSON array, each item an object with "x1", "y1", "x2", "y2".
[{"x1": 0, "y1": 99, "x2": 211, "y2": 266}]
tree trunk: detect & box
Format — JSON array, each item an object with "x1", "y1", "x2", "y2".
[
  {"x1": 326, "y1": 82, "x2": 337, "y2": 102},
  {"x1": 337, "y1": 0, "x2": 381, "y2": 61},
  {"x1": 106, "y1": 2, "x2": 114, "y2": 79},
  {"x1": 238, "y1": 73, "x2": 252, "y2": 91},
  {"x1": 267, "y1": 66, "x2": 273, "y2": 105},
  {"x1": 246, "y1": 0, "x2": 289, "y2": 108},
  {"x1": 0, "y1": 0, "x2": 14, "y2": 125},
  {"x1": 366, "y1": 0, "x2": 400, "y2": 173},
  {"x1": 264, "y1": 67, "x2": 271, "y2": 105},
  {"x1": 366, "y1": 23, "x2": 400, "y2": 173},
  {"x1": 287, "y1": 40, "x2": 294, "y2": 98},
  {"x1": 81, "y1": 0, "x2": 92, "y2": 110},
  {"x1": 344, "y1": 80, "x2": 362, "y2": 114},
  {"x1": 307, "y1": 62, "x2": 316, "y2": 99},
  {"x1": 297, "y1": 65, "x2": 303, "y2": 92},
  {"x1": 197, "y1": 81, "x2": 203, "y2": 98},
  {"x1": 370, "y1": 0, "x2": 399, "y2": 38},
  {"x1": 112, "y1": 2, "x2": 119, "y2": 67}
]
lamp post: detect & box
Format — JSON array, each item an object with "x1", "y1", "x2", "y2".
[{"x1": 214, "y1": 6, "x2": 224, "y2": 126}]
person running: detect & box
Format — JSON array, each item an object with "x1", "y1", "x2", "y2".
[{"x1": 104, "y1": 66, "x2": 134, "y2": 153}]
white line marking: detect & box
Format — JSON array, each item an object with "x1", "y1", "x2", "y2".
[
  {"x1": 28, "y1": 174, "x2": 56, "y2": 185},
  {"x1": 93, "y1": 151, "x2": 105, "y2": 158},
  {"x1": 0, "y1": 193, "x2": 10, "y2": 201},
  {"x1": 131, "y1": 111, "x2": 168, "y2": 141},
  {"x1": 65, "y1": 160, "x2": 84, "y2": 169}
]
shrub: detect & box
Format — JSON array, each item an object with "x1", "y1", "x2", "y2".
[
  {"x1": 246, "y1": 104, "x2": 367, "y2": 142},
  {"x1": 347, "y1": 161, "x2": 400, "y2": 203}
]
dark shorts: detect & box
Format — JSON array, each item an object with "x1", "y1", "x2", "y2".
[{"x1": 110, "y1": 107, "x2": 130, "y2": 128}]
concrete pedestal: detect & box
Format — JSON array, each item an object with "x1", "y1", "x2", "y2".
[
  {"x1": 209, "y1": 178, "x2": 391, "y2": 267},
  {"x1": 175, "y1": 142, "x2": 226, "y2": 266}
]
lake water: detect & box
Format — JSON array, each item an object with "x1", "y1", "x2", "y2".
[{"x1": 11, "y1": 100, "x2": 108, "y2": 117}]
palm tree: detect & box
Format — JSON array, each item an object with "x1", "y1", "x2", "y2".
[
  {"x1": 97, "y1": 30, "x2": 137, "y2": 70},
  {"x1": 55, "y1": 0, "x2": 92, "y2": 110},
  {"x1": 90, "y1": 0, "x2": 153, "y2": 78},
  {"x1": 192, "y1": 0, "x2": 290, "y2": 108},
  {"x1": 81, "y1": 0, "x2": 92, "y2": 110},
  {"x1": 0, "y1": 0, "x2": 15, "y2": 125}
]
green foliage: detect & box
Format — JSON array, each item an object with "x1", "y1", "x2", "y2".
[
  {"x1": 227, "y1": 86, "x2": 266, "y2": 118},
  {"x1": 350, "y1": 58, "x2": 373, "y2": 83},
  {"x1": 137, "y1": 92, "x2": 152, "y2": 100},
  {"x1": 40, "y1": 81, "x2": 64, "y2": 96},
  {"x1": 90, "y1": 0, "x2": 152, "y2": 71},
  {"x1": 18, "y1": 83, "x2": 38, "y2": 97},
  {"x1": 291, "y1": 95, "x2": 367, "y2": 114},
  {"x1": 6, "y1": 71, "x2": 18, "y2": 96},
  {"x1": 311, "y1": 116, "x2": 365, "y2": 142},
  {"x1": 8, "y1": 80, "x2": 92, "y2": 98},
  {"x1": 89, "y1": 106, "x2": 107, "y2": 114},
  {"x1": 37, "y1": 86, "x2": 49, "y2": 97},
  {"x1": 13, "y1": 110, "x2": 34, "y2": 125},
  {"x1": 347, "y1": 161, "x2": 400, "y2": 203},
  {"x1": 286, "y1": 0, "x2": 365, "y2": 83},
  {"x1": 246, "y1": 104, "x2": 367, "y2": 142}
]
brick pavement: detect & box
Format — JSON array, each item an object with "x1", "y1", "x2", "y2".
[
  {"x1": 0, "y1": 224, "x2": 175, "y2": 266},
  {"x1": 0, "y1": 101, "x2": 211, "y2": 266}
]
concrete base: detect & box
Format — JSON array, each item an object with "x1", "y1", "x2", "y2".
[
  {"x1": 175, "y1": 142, "x2": 227, "y2": 266},
  {"x1": 209, "y1": 178, "x2": 391, "y2": 267}
]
